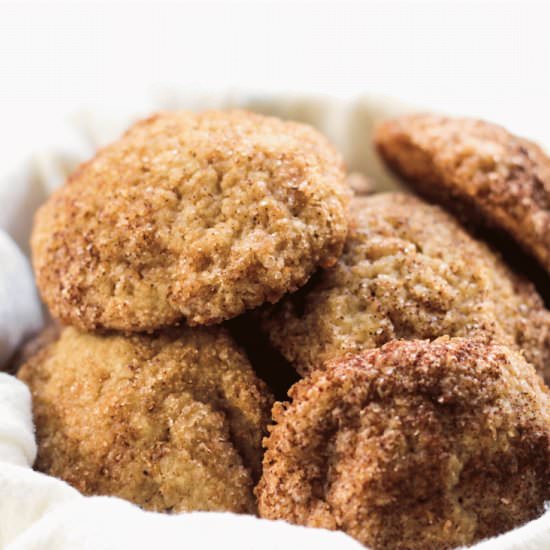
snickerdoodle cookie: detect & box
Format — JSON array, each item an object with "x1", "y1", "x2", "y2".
[
  {"x1": 261, "y1": 193, "x2": 550, "y2": 380},
  {"x1": 256, "y1": 338, "x2": 550, "y2": 549},
  {"x1": 32, "y1": 110, "x2": 350, "y2": 331},
  {"x1": 18, "y1": 325, "x2": 273, "y2": 514},
  {"x1": 375, "y1": 114, "x2": 550, "y2": 274}
]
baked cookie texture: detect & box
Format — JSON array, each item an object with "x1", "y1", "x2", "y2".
[
  {"x1": 261, "y1": 193, "x2": 550, "y2": 380},
  {"x1": 375, "y1": 114, "x2": 550, "y2": 274},
  {"x1": 256, "y1": 338, "x2": 550, "y2": 550},
  {"x1": 31, "y1": 110, "x2": 350, "y2": 332},
  {"x1": 18, "y1": 326, "x2": 273, "y2": 514}
]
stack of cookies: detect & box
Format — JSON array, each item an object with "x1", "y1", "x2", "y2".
[{"x1": 17, "y1": 110, "x2": 550, "y2": 550}]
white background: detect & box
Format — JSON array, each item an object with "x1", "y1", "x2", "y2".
[{"x1": 1, "y1": 0, "x2": 549, "y2": 165}]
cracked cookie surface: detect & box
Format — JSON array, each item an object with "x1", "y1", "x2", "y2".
[
  {"x1": 375, "y1": 114, "x2": 550, "y2": 274},
  {"x1": 32, "y1": 110, "x2": 350, "y2": 331},
  {"x1": 256, "y1": 338, "x2": 550, "y2": 550},
  {"x1": 261, "y1": 193, "x2": 550, "y2": 380},
  {"x1": 18, "y1": 325, "x2": 273, "y2": 513}
]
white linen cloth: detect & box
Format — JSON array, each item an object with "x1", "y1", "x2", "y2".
[
  {"x1": 0, "y1": 92, "x2": 548, "y2": 549},
  {"x1": 0, "y1": 232, "x2": 43, "y2": 366}
]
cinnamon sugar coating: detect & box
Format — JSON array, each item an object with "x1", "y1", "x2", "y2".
[
  {"x1": 375, "y1": 114, "x2": 550, "y2": 274},
  {"x1": 261, "y1": 193, "x2": 550, "y2": 381},
  {"x1": 32, "y1": 110, "x2": 350, "y2": 331},
  {"x1": 256, "y1": 338, "x2": 550, "y2": 549},
  {"x1": 18, "y1": 326, "x2": 273, "y2": 513}
]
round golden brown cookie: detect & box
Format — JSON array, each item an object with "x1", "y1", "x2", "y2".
[
  {"x1": 32, "y1": 110, "x2": 350, "y2": 331},
  {"x1": 18, "y1": 326, "x2": 273, "y2": 514},
  {"x1": 260, "y1": 193, "x2": 550, "y2": 380},
  {"x1": 375, "y1": 114, "x2": 550, "y2": 274},
  {"x1": 256, "y1": 338, "x2": 550, "y2": 550}
]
